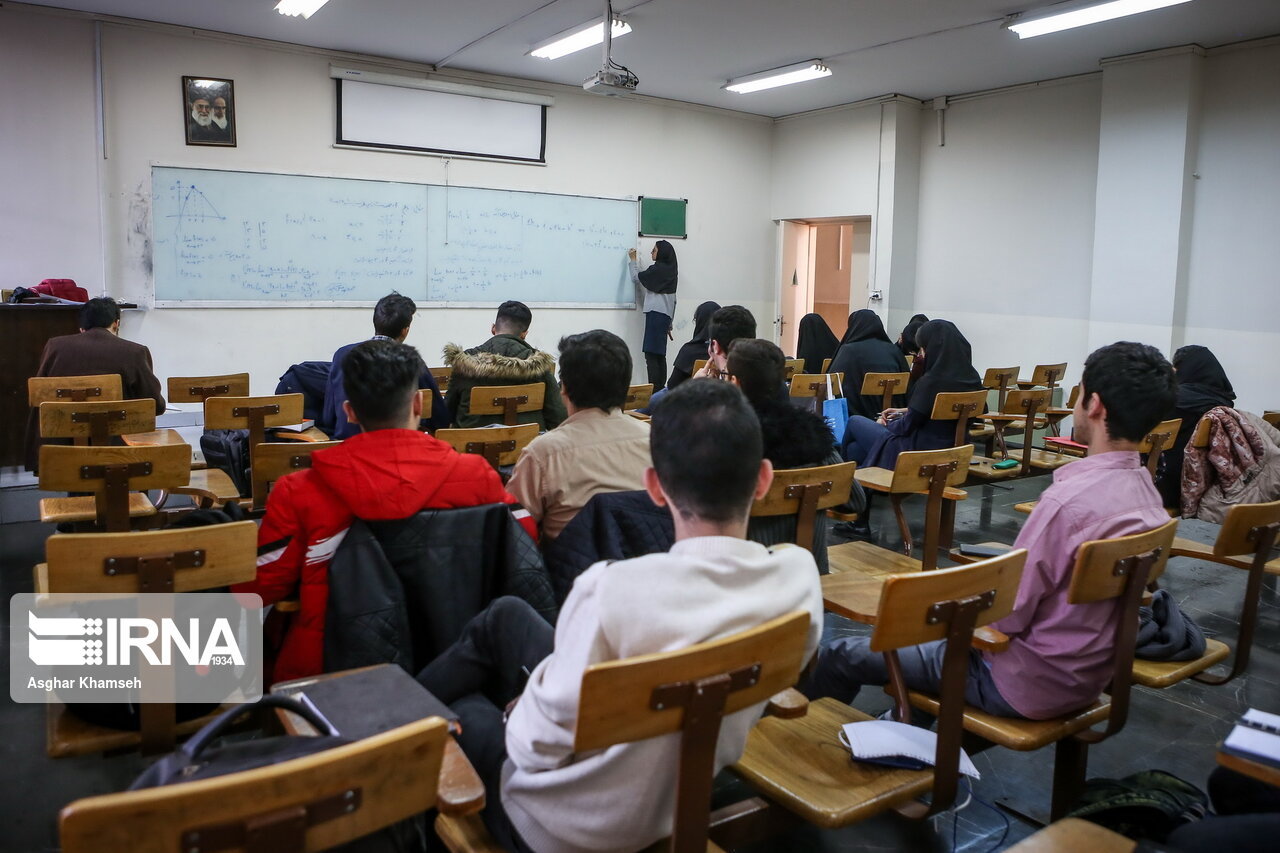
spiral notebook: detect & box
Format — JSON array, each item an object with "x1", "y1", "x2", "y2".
[
  {"x1": 840, "y1": 720, "x2": 980, "y2": 779},
  {"x1": 1222, "y1": 708, "x2": 1280, "y2": 770}
]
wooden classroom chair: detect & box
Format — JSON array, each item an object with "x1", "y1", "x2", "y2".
[
  {"x1": 624, "y1": 383, "x2": 655, "y2": 411},
  {"x1": 1043, "y1": 384, "x2": 1080, "y2": 439},
  {"x1": 788, "y1": 373, "x2": 844, "y2": 416},
  {"x1": 859, "y1": 372, "x2": 910, "y2": 413},
  {"x1": 437, "y1": 611, "x2": 812, "y2": 853},
  {"x1": 820, "y1": 357, "x2": 833, "y2": 374},
  {"x1": 1133, "y1": 498, "x2": 1280, "y2": 689},
  {"x1": 1137, "y1": 417, "x2": 1181, "y2": 481},
  {"x1": 982, "y1": 367, "x2": 1019, "y2": 413},
  {"x1": 782, "y1": 358, "x2": 805, "y2": 382},
  {"x1": 429, "y1": 366, "x2": 452, "y2": 393},
  {"x1": 692, "y1": 358, "x2": 710, "y2": 376},
  {"x1": 466, "y1": 383, "x2": 544, "y2": 427},
  {"x1": 994, "y1": 389, "x2": 1076, "y2": 476},
  {"x1": 734, "y1": 551, "x2": 1026, "y2": 830},
  {"x1": 29, "y1": 374, "x2": 123, "y2": 407},
  {"x1": 908, "y1": 518, "x2": 1179, "y2": 821},
  {"x1": 435, "y1": 423, "x2": 539, "y2": 471},
  {"x1": 166, "y1": 372, "x2": 250, "y2": 404},
  {"x1": 1004, "y1": 818, "x2": 1136, "y2": 853},
  {"x1": 38, "y1": 444, "x2": 191, "y2": 532},
  {"x1": 250, "y1": 440, "x2": 341, "y2": 511},
  {"x1": 59, "y1": 716, "x2": 449, "y2": 853},
  {"x1": 1016, "y1": 362, "x2": 1067, "y2": 394},
  {"x1": 38, "y1": 398, "x2": 157, "y2": 447},
  {"x1": 968, "y1": 388, "x2": 1051, "y2": 480},
  {"x1": 750, "y1": 462, "x2": 858, "y2": 554},
  {"x1": 36, "y1": 520, "x2": 258, "y2": 756},
  {"x1": 931, "y1": 390, "x2": 987, "y2": 449},
  {"x1": 831, "y1": 444, "x2": 973, "y2": 573}
]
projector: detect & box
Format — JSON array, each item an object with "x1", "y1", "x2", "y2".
[{"x1": 583, "y1": 69, "x2": 638, "y2": 96}]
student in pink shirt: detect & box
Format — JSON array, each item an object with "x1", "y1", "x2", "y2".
[{"x1": 806, "y1": 341, "x2": 1177, "y2": 721}]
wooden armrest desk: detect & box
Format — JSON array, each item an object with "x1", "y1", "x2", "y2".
[
  {"x1": 271, "y1": 668, "x2": 485, "y2": 816},
  {"x1": 1218, "y1": 747, "x2": 1280, "y2": 789}
]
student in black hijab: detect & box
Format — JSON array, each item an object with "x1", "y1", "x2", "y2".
[
  {"x1": 795, "y1": 313, "x2": 840, "y2": 375},
  {"x1": 1156, "y1": 345, "x2": 1237, "y2": 509},
  {"x1": 839, "y1": 319, "x2": 982, "y2": 469},
  {"x1": 628, "y1": 240, "x2": 678, "y2": 389},
  {"x1": 666, "y1": 300, "x2": 720, "y2": 390},
  {"x1": 829, "y1": 310, "x2": 910, "y2": 419}
]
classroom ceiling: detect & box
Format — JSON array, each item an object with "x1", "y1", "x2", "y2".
[{"x1": 22, "y1": 0, "x2": 1280, "y2": 117}]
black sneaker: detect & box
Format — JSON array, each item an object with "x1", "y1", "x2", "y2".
[{"x1": 833, "y1": 520, "x2": 873, "y2": 540}]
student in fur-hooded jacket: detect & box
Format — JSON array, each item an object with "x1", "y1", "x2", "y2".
[{"x1": 443, "y1": 300, "x2": 568, "y2": 430}]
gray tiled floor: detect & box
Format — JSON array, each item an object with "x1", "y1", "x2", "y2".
[{"x1": 1, "y1": 472, "x2": 1276, "y2": 852}]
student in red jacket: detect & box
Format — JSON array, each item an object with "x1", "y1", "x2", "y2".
[{"x1": 234, "y1": 339, "x2": 535, "y2": 683}]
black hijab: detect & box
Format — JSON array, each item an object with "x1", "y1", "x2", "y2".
[
  {"x1": 638, "y1": 240, "x2": 678, "y2": 295},
  {"x1": 907, "y1": 319, "x2": 982, "y2": 416},
  {"x1": 899, "y1": 319, "x2": 926, "y2": 356},
  {"x1": 1173, "y1": 346, "x2": 1235, "y2": 413},
  {"x1": 796, "y1": 313, "x2": 839, "y2": 374},
  {"x1": 840, "y1": 309, "x2": 893, "y2": 346},
  {"x1": 672, "y1": 300, "x2": 720, "y2": 375}
]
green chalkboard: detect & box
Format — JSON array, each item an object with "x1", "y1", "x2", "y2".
[{"x1": 639, "y1": 196, "x2": 687, "y2": 239}]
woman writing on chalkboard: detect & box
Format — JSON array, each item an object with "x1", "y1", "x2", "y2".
[{"x1": 628, "y1": 240, "x2": 678, "y2": 390}]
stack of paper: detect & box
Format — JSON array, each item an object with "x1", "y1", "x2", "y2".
[{"x1": 1223, "y1": 708, "x2": 1280, "y2": 769}]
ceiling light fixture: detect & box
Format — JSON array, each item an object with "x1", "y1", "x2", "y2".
[
  {"x1": 1007, "y1": 0, "x2": 1194, "y2": 39},
  {"x1": 530, "y1": 17, "x2": 632, "y2": 60},
  {"x1": 274, "y1": 0, "x2": 330, "y2": 19},
  {"x1": 724, "y1": 61, "x2": 831, "y2": 94}
]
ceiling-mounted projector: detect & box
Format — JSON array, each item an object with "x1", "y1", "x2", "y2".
[{"x1": 583, "y1": 68, "x2": 638, "y2": 96}]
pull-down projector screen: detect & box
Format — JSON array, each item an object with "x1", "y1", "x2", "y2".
[{"x1": 337, "y1": 79, "x2": 546, "y2": 163}]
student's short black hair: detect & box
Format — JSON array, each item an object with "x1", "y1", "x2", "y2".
[
  {"x1": 495, "y1": 300, "x2": 532, "y2": 334},
  {"x1": 558, "y1": 330, "x2": 631, "y2": 412},
  {"x1": 727, "y1": 338, "x2": 785, "y2": 408},
  {"x1": 373, "y1": 292, "x2": 416, "y2": 338},
  {"x1": 650, "y1": 379, "x2": 763, "y2": 522},
  {"x1": 341, "y1": 339, "x2": 425, "y2": 430},
  {"x1": 708, "y1": 305, "x2": 756, "y2": 354},
  {"x1": 1080, "y1": 341, "x2": 1177, "y2": 443},
  {"x1": 79, "y1": 297, "x2": 120, "y2": 330}
]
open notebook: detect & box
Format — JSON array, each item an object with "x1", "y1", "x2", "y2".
[{"x1": 841, "y1": 720, "x2": 980, "y2": 779}]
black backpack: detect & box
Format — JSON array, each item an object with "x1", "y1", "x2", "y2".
[
  {"x1": 200, "y1": 429, "x2": 252, "y2": 498},
  {"x1": 1068, "y1": 769, "x2": 1209, "y2": 842}
]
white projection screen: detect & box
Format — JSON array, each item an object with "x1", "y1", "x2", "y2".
[{"x1": 337, "y1": 79, "x2": 546, "y2": 162}]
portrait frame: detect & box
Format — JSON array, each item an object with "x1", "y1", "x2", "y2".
[{"x1": 182, "y1": 76, "x2": 237, "y2": 147}]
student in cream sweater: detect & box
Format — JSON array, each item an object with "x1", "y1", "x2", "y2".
[{"x1": 416, "y1": 379, "x2": 824, "y2": 853}]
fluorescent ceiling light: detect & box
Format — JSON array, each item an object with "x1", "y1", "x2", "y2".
[
  {"x1": 724, "y1": 61, "x2": 831, "y2": 94},
  {"x1": 530, "y1": 18, "x2": 632, "y2": 60},
  {"x1": 1008, "y1": 0, "x2": 1193, "y2": 39},
  {"x1": 275, "y1": 0, "x2": 330, "y2": 19}
]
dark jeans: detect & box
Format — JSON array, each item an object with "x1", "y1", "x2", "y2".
[
  {"x1": 416, "y1": 597, "x2": 554, "y2": 853},
  {"x1": 803, "y1": 637, "x2": 1022, "y2": 721},
  {"x1": 644, "y1": 353, "x2": 667, "y2": 391},
  {"x1": 842, "y1": 415, "x2": 889, "y2": 465}
]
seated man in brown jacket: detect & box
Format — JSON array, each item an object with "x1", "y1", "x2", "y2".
[{"x1": 26, "y1": 296, "x2": 165, "y2": 470}]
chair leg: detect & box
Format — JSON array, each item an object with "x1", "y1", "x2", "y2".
[
  {"x1": 1194, "y1": 525, "x2": 1278, "y2": 685},
  {"x1": 1050, "y1": 737, "x2": 1090, "y2": 821},
  {"x1": 891, "y1": 494, "x2": 912, "y2": 557}
]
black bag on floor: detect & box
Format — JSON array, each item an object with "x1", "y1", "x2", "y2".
[
  {"x1": 1068, "y1": 769, "x2": 1209, "y2": 842},
  {"x1": 200, "y1": 428, "x2": 252, "y2": 498}
]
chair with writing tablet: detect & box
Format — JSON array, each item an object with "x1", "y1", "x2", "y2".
[
  {"x1": 466, "y1": 383, "x2": 545, "y2": 427},
  {"x1": 38, "y1": 444, "x2": 191, "y2": 533},
  {"x1": 436, "y1": 611, "x2": 812, "y2": 853},
  {"x1": 35, "y1": 521, "x2": 258, "y2": 757},
  {"x1": 859, "y1": 372, "x2": 910, "y2": 415}
]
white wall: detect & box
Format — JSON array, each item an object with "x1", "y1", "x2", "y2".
[
  {"x1": 0, "y1": 9, "x2": 104, "y2": 294},
  {"x1": 4, "y1": 7, "x2": 774, "y2": 393},
  {"x1": 770, "y1": 104, "x2": 880, "y2": 221}
]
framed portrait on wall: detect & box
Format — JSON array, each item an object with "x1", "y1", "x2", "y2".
[{"x1": 182, "y1": 76, "x2": 236, "y2": 147}]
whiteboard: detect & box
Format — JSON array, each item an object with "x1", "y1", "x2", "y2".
[
  {"x1": 150, "y1": 166, "x2": 638, "y2": 307},
  {"x1": 426, "y1": 186, "x2": 634, "y2": 305}
]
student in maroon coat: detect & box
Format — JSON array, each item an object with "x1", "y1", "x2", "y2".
[{"x1": 25, "y1": 297, "x2": 165, "y2": 471}]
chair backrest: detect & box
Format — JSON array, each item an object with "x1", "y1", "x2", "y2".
[
  {"x1": 576, "y1": 611, "x2": 811, "y2": 853},
  {"x1": 1215, "y1": 498, "x2": 1280, "y2": 558},
  {"x1": 418, "y1": 388, "x2": 432, "y2": 421},
  {"x1": 783, "y1": 359, "x2": 805, "y2": 382},
  {"x1": 205, "y1": 394, "x2": 306, "y2": 463},
  {"x1": 42, "y1": 520, "x2": 258, "y2": 594},
  {"x1": 1067, "y1": 517, "x2": 1178, "y2": 740},
  {"x1": 1189, "y1": 413, "x2": 1213, "y2": 449},
  {"x1": 692, "y1": 358, "x2": 708, "y2": 375},
  {"x1": 38, "y1": 444, "x2": 192, "y2": 532},
  {"x1": 789, "y1": 373, "x2": 844, "y2": 415},
  {"x1": 59, "y1": 716, "x2": 449, "y2": 853},
  {"x1": 39, "y1": 399, "x2": 157, "y2": 445},
  {"x1": 871, "y1": 550, "x2": 1027, "y2": 818},
  {"x1": 166, "y1": 373, "x2": 250, "y2": 404},
  {"x1": 820, "y1": 357, "x2": 833, "y2": 374},
  {"x1": 982, "y1": 366, "x2": 1018, "y2": 412},
  {"x1": 889, "y1": 445, "x2": 973, "y2": 493},
  {"x1": 1138, "y1": 418, "x2": 1182, "y2": 479},
  {"x1": 429, "y1": 366, "x2": 451, "y2": 393},
  {"x1": 251, "y1": 441, "x2": 341, "y2": 511},
  {"x1": 860, "y1": 372, "x2": 910, "y2": 412},
  {"x1": 1003, "y1": 388, "x2": 1051, "y2": 474},
  {"x1": 930, "y1": 390, "x2": 988, "y2": 447},
  {"x1": 1263, "y1": 411, "x2": 1280, "y2": 429},
  {"x1": 467, "y1": 383, "x2": 545, "y2": 426},
  {"x1": 435, "y1": 423, "x2": 540, "y2": 469},
  {"x1": 750, "y1": 462, "x2": 857, "y2": 552},
  {"x1": 625, "y1": 383, "x2": 655, "y2": 411},
  {"x1": 28, "y1": 374, "x2": 123, "y2": 406},
  {"x1": 1026, "y1": 363, "x2": 1067, "y2": 390}
]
